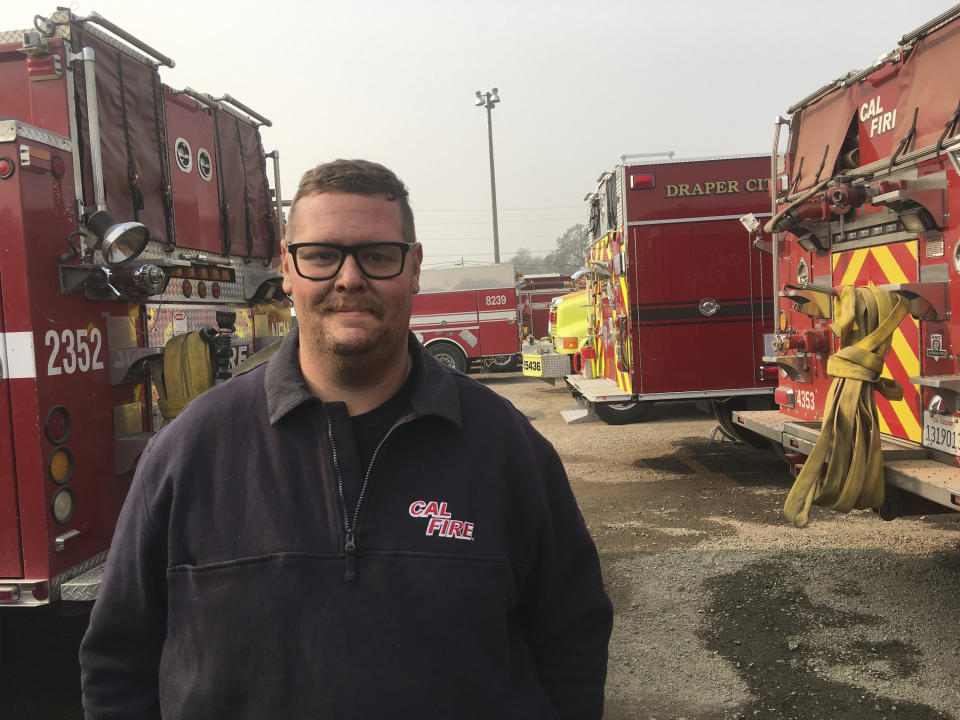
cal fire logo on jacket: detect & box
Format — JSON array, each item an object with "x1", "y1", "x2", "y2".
[{"x1": 408, "y1": 500, "x2": 475, "y2": 540}]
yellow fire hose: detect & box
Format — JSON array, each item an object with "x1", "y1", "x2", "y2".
[
  {"x1": 783, "y1": 285, "x2": 911, "y2": 527},
  {"x1": 150, "y1": 331, "x2": 216, "y2": 420}
]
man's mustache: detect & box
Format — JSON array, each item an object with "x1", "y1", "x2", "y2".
[{"x1": 313, "y1": 296, "x2": 385, "y2": 317}]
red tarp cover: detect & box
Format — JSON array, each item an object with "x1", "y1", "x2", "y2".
[
  {"x1": 896, "y1": 19, "x2": 960, "y2": 153},
  {"x1": 789, "y1": 87, "x2": 859, "y2": 192},
  {"x1": 71, "y1": 28, "x2": 168, "y2": 243},
  {"x1": 789, "y1": 15, "x2": 960, "y2": 189},
  {"x1": 213, "y1": 109, "x2": 274, "y2": 259}
]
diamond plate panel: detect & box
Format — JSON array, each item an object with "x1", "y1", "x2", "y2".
[
  {"x1": 0, "y1": 28, "x2": 29, "y2": 44},
  {"x1": 0, "y1": 119, "x2": 71, "y2": 150},
  {"x1": 54, "y1": 550, "x2": 108, "y2": 601},
  {"x1": 145, "y1": 303, "x2": 254, "y2": 346},
  {"x1": 540, "y1": 352, "x2": 572, "y2": 378},
  {"x1": 124, "y1": 240, "x2": 282, "y2": 305},
  {"x1": 59, "y1": 563, "x2": 105, "y2": 601}
]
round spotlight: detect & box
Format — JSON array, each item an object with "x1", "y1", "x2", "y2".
[
  {"x1": 86, "y1": 210, "x2": 150, "y2": 267},
  {"x1": 51, "y1": 487, "x2": 76, "y2": 524}
]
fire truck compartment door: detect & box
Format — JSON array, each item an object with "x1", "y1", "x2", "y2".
[
  {"x1": 477, "y1": 288, "x2": 520, "y2": 357},
  {"x1": 0, "y1": 273, "x2": 25, "y2": 577},
  {"x1": 630, "y1": 220, "x2": 761, "y2": 393}
]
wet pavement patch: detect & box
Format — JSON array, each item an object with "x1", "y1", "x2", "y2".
[
  {"x1": 687, "y1": 449, "x2": 790, "y2": 478},
  {"x1": 634, "y1": 442, "x2": 794, "y2": 486},
  {"x1": 701, "y1": 558, "x2": 950, "y2": 720},
  {"x1": 633, "y1": 456, "x2": 695, "y2": 475}
]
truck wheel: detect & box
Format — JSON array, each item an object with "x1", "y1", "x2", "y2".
[
  {"x1": 710, "y1": 398, "x2": 772, "y2": 448},
  {"x1": 483, "y1": 354, "x2": 519, "y2": 372},
  {"x1": 593, "y1": 400, "x2": 652, "y2": 425},
  {"x1": 427, "y1": 341, "x2": 467, "y2": 373}
]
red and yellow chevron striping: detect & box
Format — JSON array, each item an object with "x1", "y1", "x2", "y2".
[{"x1": 832, "y1": 241, "x2": 921, "y2": 442}]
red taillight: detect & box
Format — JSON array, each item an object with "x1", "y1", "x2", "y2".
[
  {"x1": 774, "y1": 386, "x2": 795, "y2": 409},
  {"x1": 44, "y1": 405, "x2": 71, "y2": 444},
  {"x1": 0, "y1": 586, "x2": 21, "y2": 602},
  {"x1": 182, "y1": 279, "x2": 193, "y2": 298},
  {"x1": 0, "y1": 157, "x2": 14, "y2": 179},
  {"x1": 561, "y1": 337, "x2": 578, "y2": 350},
  {"x1": 549, "y1": 310, "x2": 557, "y2": 325},
  {"x1": 761, "y1": 365, "x2": 779, "y2": 381},
  {"x1": 32, "y1": 583, "x2": 49, "y2": 602},
  {"x1": 51, "y1": 154, "x2": 66, "y2": 178},
  {"x1": 630, "y1": 173, "x2": 655, "y2": 189}
]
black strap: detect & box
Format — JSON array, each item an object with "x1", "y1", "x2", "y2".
[
  {"x1": 152, "y1": 75, "x2": 175, "y2": 251},
  {"x1": 232, "y1": 117, "x2": 254, "y2": 261},
  {"x1": 789, "y1": 156, "x2": 804, "y2": 196},
  {"x1": 255, "y1": 134, "x2": 275, "y2": 265},
  {"x1": 812, "y1": 144, "x2": 829, "y2": 185},
  {"x1": 115, "y1": 53, "x2": 142, "y2": 219},
  {"x1": 935, "y1": 97, "x2": 960, "y2": 163},
  {"x1": 889, "y1": 106, "x2": 919, "y2": 171}
]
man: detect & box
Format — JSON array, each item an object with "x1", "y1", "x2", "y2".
[{"x1": 80, "y1": 159, "x2": 612, "y2": 719}]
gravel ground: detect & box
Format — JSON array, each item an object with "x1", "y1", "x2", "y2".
[
  {"x1": 477, "y1": 372, "x2": 960, "y2": 720},
  {"x1": 5, "y1": 370, "x2": 959, "y2": 719}
]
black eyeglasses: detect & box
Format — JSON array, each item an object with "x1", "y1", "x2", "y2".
[{"x1": 286, "y1": 242, "x2": 414, "y2": 281}]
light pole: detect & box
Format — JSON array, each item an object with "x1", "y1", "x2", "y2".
[{"x1": 475, "y1": 87, "x2": 501, "y2": 263}]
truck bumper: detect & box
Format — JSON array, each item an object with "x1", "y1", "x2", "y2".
[
  {"x1": 521, "y1": 343, "x2": 572, "y2": 381},
  {"x1": 732, "y1": 409, "x2": 960, "y2": 512}
]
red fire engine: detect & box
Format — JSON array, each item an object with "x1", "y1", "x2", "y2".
[
  {"x1": 733, "y1": 7, "x2": 960, "y2": 519},
  {"x1": 1, "y1": 9, "x2": 286, "y2": 606},
  {"x1": 555, "y1": 154, "x2": 777, "y2": 427},
  {"x1": 412, "y1": 264, "x2": 524, "y2": 372},
  {"x1": 517, "y1": 272, "x2": 574, "y2": 342}
]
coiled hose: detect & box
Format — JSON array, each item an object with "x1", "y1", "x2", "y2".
[{"x1": 783, "y1": 286, "x2": 911, "y2": 527}]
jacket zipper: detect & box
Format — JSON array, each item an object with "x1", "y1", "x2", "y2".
[{"x1": 326, "y1": 414, "x2": 410, "y2": 581}]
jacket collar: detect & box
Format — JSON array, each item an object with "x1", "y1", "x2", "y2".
[{"x1": 264, "y1": 327, "x2": 461, "y2": 428}]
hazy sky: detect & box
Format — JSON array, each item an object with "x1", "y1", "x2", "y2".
[{"x1": 2, "y1": 1, "x2": 952, "y2": 267}]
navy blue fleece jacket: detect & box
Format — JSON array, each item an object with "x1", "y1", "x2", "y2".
[{"x1": 80, "y1": 329, "x2": 612, "y2": 719}]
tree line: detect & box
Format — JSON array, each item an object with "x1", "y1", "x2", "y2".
[{"x1": 508, "y1": 224, "x2": 587, "y2": 275}]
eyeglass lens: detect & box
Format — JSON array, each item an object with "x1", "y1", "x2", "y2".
[{"x1": 295, "y1": 243, "x2": 406, "y2": 279}]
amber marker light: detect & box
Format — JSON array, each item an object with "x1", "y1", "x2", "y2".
[{"x1": 48, "y1": 446, "x2": 74, "y2": 485}]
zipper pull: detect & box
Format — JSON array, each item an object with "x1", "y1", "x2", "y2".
[{"x1": 344, "y1": 531, "x2": 357, "y2": 581}]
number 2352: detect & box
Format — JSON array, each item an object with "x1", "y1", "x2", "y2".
[{"x1": 45, "y1": 328, "x2": 105, "y2": 375}]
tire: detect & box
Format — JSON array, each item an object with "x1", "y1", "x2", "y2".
[
  {"x1": 710, "y1": 397, "x2": 773, "y2": 448},
  {"x1": 483, "y1": 354, "x2": 519, "y2": 372},
  {"x1": 427, "y1": 341, "x2": 467, "y2": 373},
  {"x1": 593, "y1": 400, "x2": 653, "y2": 425}
]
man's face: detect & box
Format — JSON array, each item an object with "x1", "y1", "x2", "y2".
[{"x1": 281, "y1": 192, "x2": 422, "y2": 362}]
